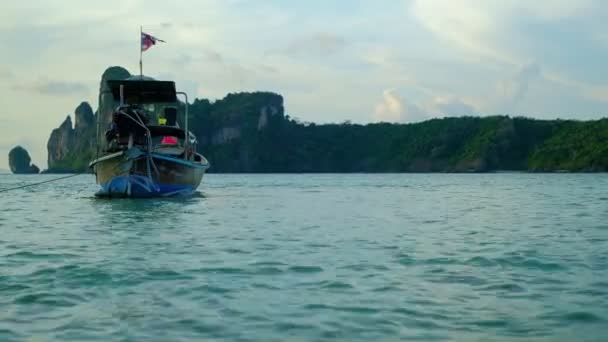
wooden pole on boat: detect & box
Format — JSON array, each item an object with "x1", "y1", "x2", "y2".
[{"x1": 139, "y1": 26, "x2": 143, "y2": 78}]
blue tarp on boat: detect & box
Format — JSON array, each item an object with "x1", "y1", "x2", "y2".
[{"x1": 95, "y1": 175, "x2": 194, "y2": 198}]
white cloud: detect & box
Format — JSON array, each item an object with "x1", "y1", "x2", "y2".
[
  {"x1": 547, "y1": 74, "x2": 608, "y2": 103},
  {"x1": 13, "y1": 79, "x2": 90, "y2": 96},
  {"x1": 286, "y1": 32, "x2": 347, "y2": 56},
  {"x1": 374, "y1": 89, "x2": 403, "y2": 122},
  {"x1": 411, "y1": 0, "x2": 509, "y2": 64},
  {"x1": 411, "y1": 0, "x2": 596, "y2": 64},
  {"x1": 411, "y1": 0, "x2": 608, "y2": 110},
  {"x1": 509, "y1": 1, "x2": 596, "y2": 20},
  {"x1": 428, "y1": 96, "x2": 478, "y2": 116},
  {"x1": 0, "y1": 68, "x2": 13, "y2": 80},
  {"x1": 373, "y1": 89, "x2": 479, "y2": 123},
  {"x1": 373, "y1": 89, "x2": 428, "y2": 123},
  {"x1": 495, "y1": 62, "x2": 542, "y2": 112}
]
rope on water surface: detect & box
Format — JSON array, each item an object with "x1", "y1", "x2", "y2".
[{"x1": 0, "y1": 173, "x2": 85, "y2": 193}]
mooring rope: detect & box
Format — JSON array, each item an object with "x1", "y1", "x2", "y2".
[
  {"x1": 116, "y1": 109, "x2": 159, "y2": 177},
  {"x1": 1, "y1": 108, "x2": 158, "y2": 195},
  {"x1": 0, "y1": 173, "x2": 85, "y2": 193}
]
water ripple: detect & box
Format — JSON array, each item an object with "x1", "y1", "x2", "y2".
[{"x1": 1, "y1": 173, "x2": 608, "y2": 341}]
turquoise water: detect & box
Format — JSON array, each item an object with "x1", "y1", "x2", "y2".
[{"x1": 1, "y1": 173, "x2": 607, "y2": 341}]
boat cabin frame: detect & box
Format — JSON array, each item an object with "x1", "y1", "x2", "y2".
[{"x1": 98, "y1": 79, "x2": 191, "y2": 159}]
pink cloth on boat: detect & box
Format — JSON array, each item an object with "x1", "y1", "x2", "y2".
[{"x1": 161, "y1": 136, "x2": 178, "y2": 145}]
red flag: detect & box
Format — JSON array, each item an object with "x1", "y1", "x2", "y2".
[{"x1": 141, "y1": 32, "x2": 165, "y2": 52}]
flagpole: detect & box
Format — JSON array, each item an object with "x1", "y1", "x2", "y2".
[{"x1": 139, "y1": 26, "x2": 143, "y2": 78}]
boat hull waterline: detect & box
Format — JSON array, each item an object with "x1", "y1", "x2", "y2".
[{"x1": 92, "y1": 150, "x2": 208, "y2": 198}]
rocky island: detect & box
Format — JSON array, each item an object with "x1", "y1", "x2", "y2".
[
  {"x1": 42, "y1": 66, "x2": 608, "y2": 173},
  {"x1": 8, "y1": 146, "x2": 40, "y2": 174}
]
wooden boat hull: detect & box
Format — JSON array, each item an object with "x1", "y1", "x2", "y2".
[{"x1": 92, "y1": 151, "x2": 208, "y2": 198}]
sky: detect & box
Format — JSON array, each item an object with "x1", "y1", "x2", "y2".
[{"x1": 1, "y1": 0, "x2": 608, "y2": 169}]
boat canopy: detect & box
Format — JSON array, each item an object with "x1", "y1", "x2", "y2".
[{"x1": 106, "y1": 80, "x2": 177, "y2": 104}]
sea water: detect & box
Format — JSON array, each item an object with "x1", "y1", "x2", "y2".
[{"x1": 0, "y1": 173, "x2": 607, "y2": 341}]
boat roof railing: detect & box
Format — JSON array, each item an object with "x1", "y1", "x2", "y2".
[{"x1": 106, "y1": 79, "x2": 178, "y2": 104}]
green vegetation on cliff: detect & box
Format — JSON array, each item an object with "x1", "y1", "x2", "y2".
[
  {"x1": 190, "y1": 111, "x2": 608, "y2": 173},
  {"x1": 44, "y1": 67, "x2": 608, "y2": 173},
  {"x1": 528, "y1": 119, "x2": 608, "y2": 171}
]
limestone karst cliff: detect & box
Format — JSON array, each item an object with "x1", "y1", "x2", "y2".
[
  {"x1": 44, "y1": 66, "x2": 608, "y2": 173},
  {"x1": 46, "y1": 102, "x2": 96, "y2": 172}
]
